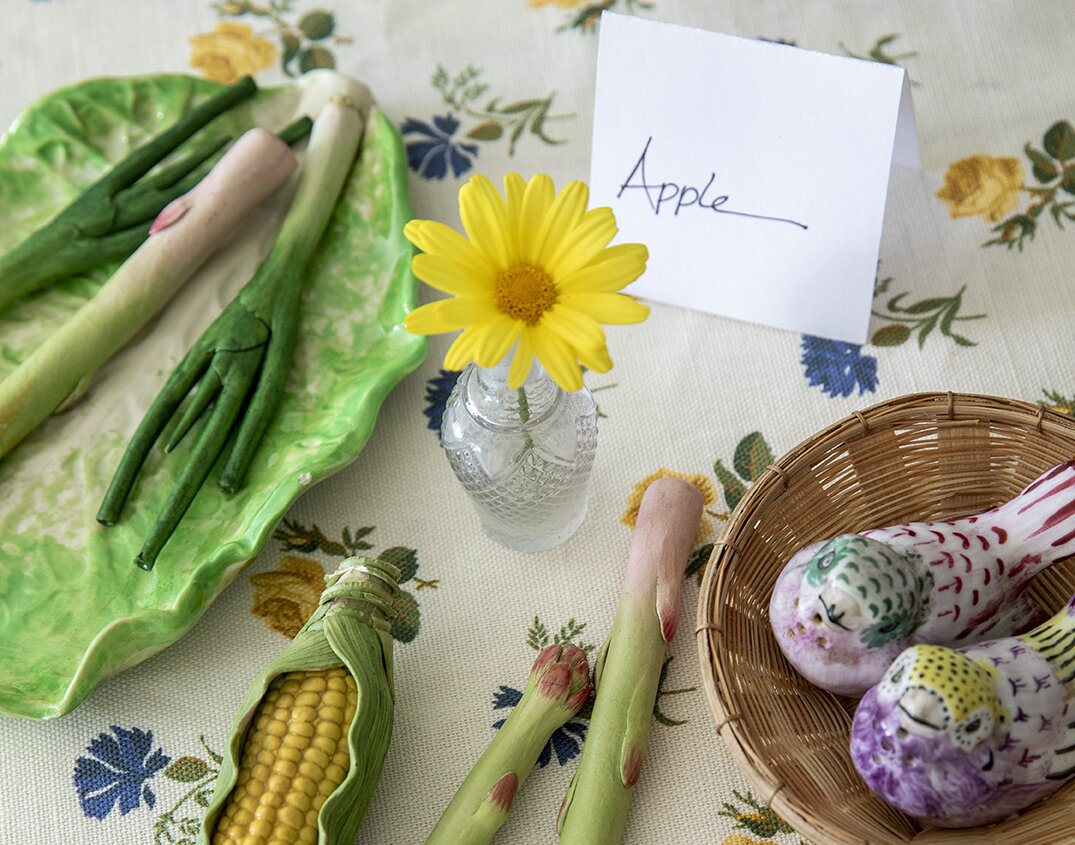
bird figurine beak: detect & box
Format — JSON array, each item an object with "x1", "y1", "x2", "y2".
[
  {"x1": 818, "y1": 586, "x2": 864, "y2": 631},
  {"x1": 897, "y1": 687, "x2": 947, "y2": 735}
]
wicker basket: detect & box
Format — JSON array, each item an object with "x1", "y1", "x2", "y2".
[{"x1": 696, "y1": 392, "x2": 1075, "y2": 845}]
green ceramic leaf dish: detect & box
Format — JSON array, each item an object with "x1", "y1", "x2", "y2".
[{"x1": 0, "y1": 74, "x2": 427, "y2": 720}]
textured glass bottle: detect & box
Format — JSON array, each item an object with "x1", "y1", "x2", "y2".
[{"x1": 441, "y1": 359, "x2": 598, "y2": 552}]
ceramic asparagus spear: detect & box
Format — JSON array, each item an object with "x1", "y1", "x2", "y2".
[
  {"x1": 556, "y1": 477, "x2": 703, "y2": 844},
  {"x1": 770, "y1": 460, "x2": 1075, "y2": 696},
  {"x1": 97, "y1": 71, "x2": 374, "y2": 570},
  {"x1": 424, "y1": 644, "x2": 591, "y2": 845},
  {"x1": 851, "y1": 591, "x2": 1075, "y2": 827}
]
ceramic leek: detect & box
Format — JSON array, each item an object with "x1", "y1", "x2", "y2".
[
  {"x1": 200, "y1": 556, "x2": 398, "y2": 845},
  {"x1": 556, "y1": 477, "x2": 702, "y2": 844},
  {"x1": 98, "y1": 71, "x2": 374, "y2": 571},
  {"x1": 0, "y1": 126, "x2": 299, "y2": 459},
  {"x1": 425, "y1": 644, "x2": 591, "y2": 845},
  {"x1": 0, "y1": 76, "x2": 259, "y2": 311}
]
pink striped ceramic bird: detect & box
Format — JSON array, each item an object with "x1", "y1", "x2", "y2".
[{"x1": 770, "y1": 461, "x2": 1075, "y2": 696}]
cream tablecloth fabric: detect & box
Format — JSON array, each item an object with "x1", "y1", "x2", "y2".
[{"x1": 2, "y1": 2, "x2": 1075, "y2": 843}]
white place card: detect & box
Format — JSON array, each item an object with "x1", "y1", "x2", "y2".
[{"x1": 590, "y1": 13, "x2": 920, "y2": 344}]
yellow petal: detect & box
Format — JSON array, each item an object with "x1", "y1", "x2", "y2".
[
  {"x1": 412, "y1": 254, "x2": 493, "y2": 296},
  {"x1": 530, "y1": 325, "x2": 583, "y2": 392},
  {"x1": 558, "y1": 243, "x2": 648, "y2": 293},
  {"x1": 545, "y1": 206, "x2": 617, "y2": 280},
  {"x1": 404, "y1": 296, "x2": 498, "y2": 333},
  {"x1": 508, "y1": 330, "x2": 535, "y2": 388},
  {"x1": 542, "y1": 304, "x2": 607, "y2": 351},
  {"x1": 503, "y1": 173, "x2": 527, "y2": 262},
  {"x1": 535, "y1": 180, "x2": 589, "y2": 269},
  {"x1": 404, "y1": 219, "x2": 496, "y2": 278},
  {"x1": 577, "y1": 342, "x2": 613, "y2": 373},
  {"x1": 560, "y1": 291, "x2": 650, "y2": 324},
  {"x1": 444, "y1": 326, "x2": 482, "y2": 369},
  {"x1": 518, "y1": 174, "x2": 555, "y2": 264},
  {"x1": 472, "y1": 316, "x2": 523, "y2": 369},
  {"x1": 459, "y1": 174, "x2": 512, "y2": 269}
]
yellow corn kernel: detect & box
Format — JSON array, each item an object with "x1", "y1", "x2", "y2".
[{"x1": 212, "y1": 667, "x2": 357, "y2": 844}]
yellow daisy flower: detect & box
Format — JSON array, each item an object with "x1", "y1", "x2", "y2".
[{"x1": 403, "y1": 173, "x2": 649, "y2": 392}]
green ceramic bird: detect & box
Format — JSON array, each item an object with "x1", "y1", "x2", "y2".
[{"x1": 770, "y1": 461, "x2": 1075, "y2": 695}]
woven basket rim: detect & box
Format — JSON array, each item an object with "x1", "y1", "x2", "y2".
[{"x1": 696, "y1": 390, "x2": 1075, "y2": 844}]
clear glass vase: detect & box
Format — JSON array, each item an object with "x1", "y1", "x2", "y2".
[{"x1": 440, "y1": 359, "x2": 598, "y2": 552}]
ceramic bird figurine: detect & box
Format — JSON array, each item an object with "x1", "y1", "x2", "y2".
[
  {"x1": 850, "y1": 593, "x2": 1075, "y2": 827},
  {"x1": 770, "y1": 461, "x2": 1075, "y2": 695}
]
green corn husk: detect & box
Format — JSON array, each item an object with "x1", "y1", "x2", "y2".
[{"x1": 199, "y1": 555, "x2": 398, "y2": 845}]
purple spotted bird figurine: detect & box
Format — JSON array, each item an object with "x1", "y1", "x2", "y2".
[
  {"x1": 851, "y1": 592, "x2": 1075, "y2": 826},
  {"x1": 770, "y1": 461, "x2": 1075, "y2": 695}
]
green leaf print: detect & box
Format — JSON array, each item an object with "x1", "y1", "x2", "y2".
[
  {"x1": 714, "y1": 461, "x2": 747, "y2": 512},
  {"x1": 527, "y1": 615, "x2": 551, "y2": 650},
  {"x1": 870, "y1": 285, "x2": 984, "y2": 348},
  {"x1": 733, "y1": 432, "x2": 775, "y2": 484},
  {"x1": 1044, "y1": 120, "x2": 1075, "y2": 161},
  {"x1": 429, "y1": 65, "x2": 572, "y2": 156}
]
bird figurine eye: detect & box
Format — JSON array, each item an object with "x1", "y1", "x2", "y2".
[
  {"x1": 815, "y1": 550, "x2": 837, "y2": 571},
  {"x1": 952, "y1": 708, "x2": 993, "y2": 751},
  {"x1": 879, "y1": 654, "x2": 911, "y2": 697}
]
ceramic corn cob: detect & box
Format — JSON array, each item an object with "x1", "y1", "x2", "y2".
[
  {"x1": 199, "y1": 556, "x2": 398, "y2": 845},
  {"x1": 556, "y1": 477, "x2": 703, "y2": 844},
  {"x1": 851, "y1": 592, "x2": 1075, "y2": 827},
  {"x1": 770, "y1": 461, "x2": 1075, "y2": 696}
]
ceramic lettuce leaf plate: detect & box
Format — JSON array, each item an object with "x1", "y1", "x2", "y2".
[{"x1": 0, "y1": 74, "x2": 426, "y2": 719}]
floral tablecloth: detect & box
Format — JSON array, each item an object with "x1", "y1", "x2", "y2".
[{"x1": 2, "y1": 2, "x2": 1075, "y2": 844}]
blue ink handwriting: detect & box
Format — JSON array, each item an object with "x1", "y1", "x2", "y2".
[{"x1": 618, "y1": 137, "x2": 808, "y2": 230}]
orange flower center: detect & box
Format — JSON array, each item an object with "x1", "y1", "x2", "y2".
[{"x1": 494, "y1": 264, "x2": 558, "y2": 324}]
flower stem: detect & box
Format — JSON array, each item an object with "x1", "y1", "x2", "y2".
[{"x1": 516, "y1": 387, "x2": 531, "y2": 424}]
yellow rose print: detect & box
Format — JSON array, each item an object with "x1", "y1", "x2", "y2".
[
  {"x1": 936, "y1": 154, "x2": 1024, "y2": 223},
  {"x1": 249, "y1": 555, "x2": 326, "y2": 639},
  {"x1": 189, "y1": 21, "x2": 277, "y2": 84},
  {"x1": 622, "y1": 468, "x2": 717, "y2": 542}
]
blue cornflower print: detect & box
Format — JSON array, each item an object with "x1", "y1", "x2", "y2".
[
  {"x1": 800, "y1": 335, "x2": 878, "y2": 398},
  {"x1": 73, "y1": 725, "x2": 170, "y2": 820},
  {"x1": 424, "y1": 369, "x2": 461, "y2": 440},
  {"x1": 401, "y1": 114, "x2": 479, "y2": 180},
  {"x1": 492, "y1": 685, "x2": 588, "y2": 767}
]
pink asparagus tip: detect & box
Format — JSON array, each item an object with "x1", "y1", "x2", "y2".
[
  {"x1": 488, "y1": 771, "x2": 518, "y2": 813},
  {"x1": 150, "y1": 195, "x2": 192, "y2": 234},
  {"x1": 658, "y1": 592, "x2": 681, "y2": 642},
  {"x1": 622, "y1": 744, "x2": 644, "y2": 787},
  {"x1": 531, "y1": 643, "x2": 591, "y2": 712}
]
